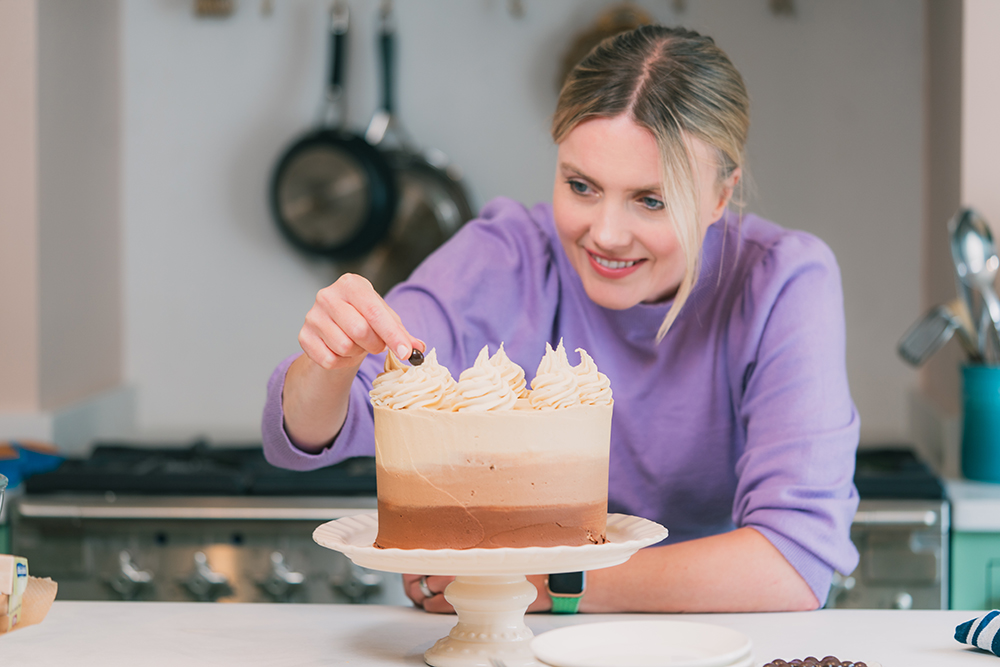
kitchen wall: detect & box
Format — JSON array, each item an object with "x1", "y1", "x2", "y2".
[
  {"x1": 2, "y1": 0, "x2": 928, "y2": 451},
  {"x1": 0, "y1": 0, "x2": 122, "y2": 430},
  {"x1": 919, "y1": 0, "x2": 1000, "y2": 477}
]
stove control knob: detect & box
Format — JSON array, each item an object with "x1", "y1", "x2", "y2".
[
  {"x1": 259, "y1": 551, "x2": 305, "y2": 601},
  {"x1": 331, "y1": 562, "x2": 383, "y2": 603},
  {"x1": 108, "y1": 551, "x2": 154, "y2": 601},
  {"x1": 893, "y1": 591, "x2": 914, "y2": 610},
  {"x1": 182, "y1": 551, "x2": 232, "y2": 601}
]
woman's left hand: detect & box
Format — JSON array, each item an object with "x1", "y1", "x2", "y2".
[
  {"x1": 403, "y1": 574, "x2": 454, "y2": 613},
  {"x1": 402, "y1": 574, "x2": 552, "y2": 613}
]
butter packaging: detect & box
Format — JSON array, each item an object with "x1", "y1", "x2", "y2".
[{"x1": 0, "y1": 555, "x2": 28, "y2": 633}]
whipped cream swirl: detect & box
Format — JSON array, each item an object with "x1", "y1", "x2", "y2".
[
  {"x1": 451, "y1": 346, "x2": 518, "y2": 411},
  {"x1": 573, "y1": 348, "x2": 613, "y2": 405},
  {"x1": 370, "y1": 348, "x2": 457, "y2": 409},
  {"x1": 529, "y1": 340, "x2": 582, "y2": 410},
  {"x1": 490, "y1": 343, "x2": 529, "y2": 398}
]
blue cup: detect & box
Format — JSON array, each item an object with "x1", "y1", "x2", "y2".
[{"x1": 961, "y1": 364, "x2": 1000, "y2": 483}]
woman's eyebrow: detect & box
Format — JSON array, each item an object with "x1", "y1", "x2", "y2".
[{"x1": 558, "y1": 161, "x2": 591, "y2": 181}]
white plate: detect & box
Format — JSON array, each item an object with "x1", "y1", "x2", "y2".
[
  {"x1": 531, "y1": 620, "x2": 753, "y2": 667},
  {"x1": 312, "y1": 512, "x2": 668, "y2": 576}
]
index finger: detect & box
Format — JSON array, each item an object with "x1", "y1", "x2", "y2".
[{"x1": 341, "y1": 276, "x2": 423, "y2": 361}]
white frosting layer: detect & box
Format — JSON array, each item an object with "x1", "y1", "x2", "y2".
[
  {"x1": 490, "y1": 343, "x2": 529, "y2": 398},
  {"x1": 370, "y1": 341, "x2": 612, "y2": 412},
  {"x1": 451, "y1": 347, "x2": 518, "y2": 412},
  {"x1": 574, "y1": 348, "x2": 613, "y2": 406},
  {"x1": 375, "y1": 405, "x2": 613, "y2": 478},
  {"x1": 529, "y1": 341, "x2": 581, "y2": 409},
  {"x1": 369, "y1": 349, "x2": 457, "y2": 410}
]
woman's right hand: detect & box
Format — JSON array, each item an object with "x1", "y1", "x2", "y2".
[
  {"x1": 283, "y1": 274, "x2": 423, "y2": 452},
  {"x1": 298, "y1": 273, "x2": 423, "y2": 372}
]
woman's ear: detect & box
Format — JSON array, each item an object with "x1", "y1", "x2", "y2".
[{"x1": 710, "y1": 167, "x2": 741, "y2": 220}]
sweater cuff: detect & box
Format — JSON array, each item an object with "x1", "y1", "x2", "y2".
[{"x1": 748, "y1": 524, "x2": 836, "y2": 607}]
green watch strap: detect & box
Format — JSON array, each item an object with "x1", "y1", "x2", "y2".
[
  {"x1": 547, "y1": 571, "x2": 585, "y2": 614},
  {"x1": 549, "y1": 592, "x2": 583, "y2": 614}
]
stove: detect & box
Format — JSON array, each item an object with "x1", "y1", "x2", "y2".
[
  {"x1": 13, "y1": 442, "x2": 950, "y2": 609},
  {"x1": 9, "y1": 441, "x2": 407, "y2": 605}
]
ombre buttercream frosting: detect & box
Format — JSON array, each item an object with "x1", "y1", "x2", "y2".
[{"x1": 370, "y1": 342, "x2": 613, "y2": 549}]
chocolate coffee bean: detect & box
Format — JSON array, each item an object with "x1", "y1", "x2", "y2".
[
  {"x1": 764, "y1": 657, "x2": 867, "y2": 667},
  {"x1": 408, "y1": 349, "x2": 424, "y2": 366}
]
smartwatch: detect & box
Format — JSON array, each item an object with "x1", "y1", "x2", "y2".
[{"x1": 546, "y1": 571, "x2": 585, "y2": 614}]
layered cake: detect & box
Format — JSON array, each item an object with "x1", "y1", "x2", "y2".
[{"x1": 369, "y1": 341, "x2": 613, "y2": 549}]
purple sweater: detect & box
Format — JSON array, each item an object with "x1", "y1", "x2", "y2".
[{"x1": 262, "y1": 197, "x2": 860, "y2": 605}]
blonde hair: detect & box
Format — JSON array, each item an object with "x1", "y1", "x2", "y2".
[{"x1": 552, "y1": 26, "x2": 749, "y2": 341}]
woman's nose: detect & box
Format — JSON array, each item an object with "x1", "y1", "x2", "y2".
[{"x1": 590, "y1": 205, "x2": 631, "y2": 250}]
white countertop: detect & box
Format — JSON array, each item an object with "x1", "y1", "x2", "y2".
[
  {"x1": 0, "y1": 601, "x2": 994, "y2": 667},
  {"x1": 947, "y1": 478, "x2": 1000, "y2": 531}
]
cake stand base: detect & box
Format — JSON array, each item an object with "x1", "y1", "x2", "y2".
[
  {"x1": 425, "y1": 575, "x2": 539, "y2": 667},
  {"x1": 313, "y1": 513, "x2": 668, "y2": 667}
]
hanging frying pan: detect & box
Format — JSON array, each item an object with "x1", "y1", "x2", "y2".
[
  {"x1": 345, "y1": 1, "x2": 474, "y2": 294},
  {"x1": 269, "y1": 1, "x2": 397, "y2": 261}
]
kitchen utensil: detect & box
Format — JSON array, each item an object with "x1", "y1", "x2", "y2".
[
  {"x1": 269, "y1": 1, "x2": 397, "y2": 260},
  {"x1": 949, "y1": 208, "x2": 1000, "y2": 363},
  {"x1": 947, "y1": 295, "x2": 981, "y2": 360},
  {"x1": 346, "y1": 0, "x2": 474, "y2": 294},
  {"x1": 897, "y1": 298, "x2": 982, "y2": 366}
]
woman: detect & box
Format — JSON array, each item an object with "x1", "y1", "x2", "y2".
[{"x1": 263, "y1": 25, "x2": 860, "y2": 613}]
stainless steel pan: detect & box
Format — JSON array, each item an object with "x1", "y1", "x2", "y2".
[
  {"x1": 346, "y1": 1, "x2": 474, "y2": 294},
  {"x1": 270, "y1": 1, "x2": 397, "y2": 261}
]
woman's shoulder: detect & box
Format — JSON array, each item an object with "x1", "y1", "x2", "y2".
[
  {"x1": 474, "y1": 196, "x2": 558, "y2": 244},
  {"x1": 734, "y1": 212, "x2": 840, "y2": 274},
  {"x1": 410, "y1": 196, "x2": 559, "y2": 281},
  {"x1": 716, "y1": 211, "x2": 845, "y2": 329}
]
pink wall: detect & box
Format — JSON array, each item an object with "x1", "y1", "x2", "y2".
[
  {"x1": 0, "y1": 1, "x2": 40, "y2": 411},
  {"x1": 0, "y1": 0, "x2": 122, "y2": 418},
  {"x1": 962, "y1": 0, "x2": 1000, "y2": 227}
]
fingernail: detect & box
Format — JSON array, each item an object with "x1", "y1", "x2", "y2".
[{"x1": 396, "y1": 344, "x2": 410, "y2": 360}]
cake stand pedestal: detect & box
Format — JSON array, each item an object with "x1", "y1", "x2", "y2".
[{"x1": 313, "y1": 513, "x2": 667, "y2": 667}]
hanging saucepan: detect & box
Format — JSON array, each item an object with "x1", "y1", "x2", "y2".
[
  {"x1": 345, "y1": 1, "x2": 474, "y2": 295},
  {"x1": 269, "y1": 1, "x2": 397, "y2": 261}
]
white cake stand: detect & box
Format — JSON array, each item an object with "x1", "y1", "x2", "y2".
[{"x1": 313, "y1": 512, "x2": 668, "y2": 667}]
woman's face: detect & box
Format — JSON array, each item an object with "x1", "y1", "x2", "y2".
[{"x1": 552, "y1": 115, "x2": 737, "y2": 310}]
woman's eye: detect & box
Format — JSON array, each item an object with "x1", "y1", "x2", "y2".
[
  {"x1": 568, "y1": 179, "x2": 591, "y2": 195},
  {"x1": 641, "y1": 196, "x2": 665, "y2": 211}
]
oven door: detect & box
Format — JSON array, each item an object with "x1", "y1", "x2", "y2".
[
  {"x1": 827, "y1": 498, "x2": 950, "y2": 609},
  {"x1": 11, "y1": 495, "x2": 408, "y2": 605}
]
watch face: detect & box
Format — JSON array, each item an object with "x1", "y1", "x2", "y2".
[{"x1": 548, "y1": 571, "x2": 585, "y2": 595}]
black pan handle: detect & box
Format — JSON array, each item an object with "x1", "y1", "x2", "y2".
[
  {"x1": 378, "y1": 1, "x2": 394, "y2": 115},
  {"x1": 329, "y1": 1, "x2": 349, "y2": 97}
]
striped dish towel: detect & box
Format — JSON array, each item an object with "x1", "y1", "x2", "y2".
[{"x1": 956, "y1": 610, "x2": 1000, "y2": 656}]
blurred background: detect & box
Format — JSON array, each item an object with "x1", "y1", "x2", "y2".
[
  {"x1": 0, "y1": 0, "x2": 996, "y2": 475},
  {"x1": 3, "y1": 0, "x2": 1000, "y2": 612}
]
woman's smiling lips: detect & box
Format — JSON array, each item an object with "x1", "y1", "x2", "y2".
[{"x1": 586, "y1": 250, "x2": 644, "y2": 278}]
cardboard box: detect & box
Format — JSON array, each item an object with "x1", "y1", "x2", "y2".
[{"x1": 0, "y1": 555, "x2": 29, "y2": 633}]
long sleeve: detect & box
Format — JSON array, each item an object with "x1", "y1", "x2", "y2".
[{"x1": 726, "y1": 227, "x2": 861, "y2": 604}]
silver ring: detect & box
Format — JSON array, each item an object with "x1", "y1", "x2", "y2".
[{"x1": 418, "y1": 575, "x2": 434, "y2": 599}]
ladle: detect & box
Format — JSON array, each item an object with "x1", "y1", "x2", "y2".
[{"x1": 949, "y1": 208, "x2": 1000, "y2": 363}]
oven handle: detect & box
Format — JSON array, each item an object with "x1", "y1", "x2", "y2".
[
  {"x1": 14, "y1": 503, "x2": 375, "y2": 521},
  {"x1": 852, "y1": 509, "x2": 940, "y2": 527}
]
